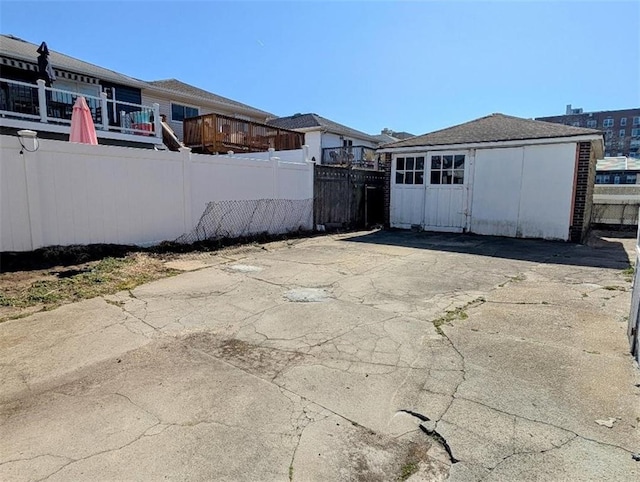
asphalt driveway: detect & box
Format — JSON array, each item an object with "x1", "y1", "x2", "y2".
[{"x1": 1, "y1": 231, "x2": 639, "y2": 481}]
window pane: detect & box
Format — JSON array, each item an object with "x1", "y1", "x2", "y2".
[
  {"x1": 430, "y1": 171, "x2": 441, "y2": 184},
  {"x1": 416, "y1": 157, "x2": 425, "y2": 170},
  {"x1": 406, "y1": 157, "x2": 415, "y2": 171},
  {"x1": 442, "y1": 171, "x2": 453, "y2": 184},
  {"x1": 431, "y1": 156, "x2": 441, "y2": 169},
  {"x1": 397, "y1": 158, "x2": 405, "y2": 170},
  {"x1": 443, "y1": 155, "x2": 453, "y2": 169},
  {"x1": 454, "y1": 155, "x2": 465, "y2": 168},
  {"x1": 405, "y1": 172, "x2": 414, "y2": 184},
  {"x1": 171, "y1": 104, "x2": 184, "y2": 121},
  {"x1": 395, "y1": 172, "x2": 404, "y2": 184},
  {"x1": 415, "y1": 172, "x2": 424, "y2": 184},
  {"x1": 185, "y1": 107, "x2": 199, "y2": 118},
  {"x1": 453, "y1": 170, "x2": 464, "y2": 184}
]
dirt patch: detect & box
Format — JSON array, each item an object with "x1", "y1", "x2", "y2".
[{"x1": 0, "y1": 253, "x2": 179, "y2": 322}]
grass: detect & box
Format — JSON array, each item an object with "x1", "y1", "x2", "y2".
[
  {"x1": 399, "y1": 462, "x2": 419, "y2": 481},
  {"x1": 622, "y1": 265, "x2": 635, "y2": 282},
  {"x1": 603, "y1": 285, "x2": 627, "y2": 292},
  {"x1": 432, "y1": 297, "x2": 485, "y2": 335},
  {"x1": 0, "y1": 254, "x2": 179, "y2": 320}
]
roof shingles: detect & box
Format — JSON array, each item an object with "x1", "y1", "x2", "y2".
[
  {"x1": 267, "y1": 113, "x2": 379, "y2": 143},
  {"x1": 384, "y1": 114, "x2": 602, "y2": 148}
]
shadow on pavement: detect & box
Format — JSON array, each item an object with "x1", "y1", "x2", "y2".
[{"x1": 341, "y1": 229, "x2": 632, "y2": 269}]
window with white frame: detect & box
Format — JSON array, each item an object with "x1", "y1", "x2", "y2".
[
  {"x1": 587, "y1": 119, "x2": 597, "y2": 128},
  {"x1": 171, "y1": 103, "x2": 199, "y2": 122},
  {"x1": 631, "y1": 128, "x2": 640, "y2": 137},
  {"x1": 620, "y1": 129, "x2": 626, "y2": 137},
  {"x1": 621, "y1": 118, "x2": 627, "y2": 126},
  {"x1": 633, "y1": 117, "x2": 640, "y2": 126},
  {"x1": 430, "y1": 154, "x2": 465, "y2": 185},
  {"x1": 603, "y1": 118, "x2": 614, "y2": 128},
  {"x1": 571, "y1": 121, "x2": 581, "y2": 127},
  {"x1": 395, "y1": 156, "x2": 425, "y2": 184}
]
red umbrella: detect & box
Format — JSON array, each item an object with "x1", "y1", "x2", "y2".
[{"x1": 69, "y1": 96, "x2": 98, "y2": 145}]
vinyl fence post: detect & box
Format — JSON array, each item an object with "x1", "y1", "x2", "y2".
[
  {"x1": 180, "y1": 147, "x2": 193, "y2": 234},
  {"x1": 153, "y1": 103, "x2": 161, "y2": 140},
  {"x1": 269, "y1": 148, "x2": 279, "y2": 197},
  {"x1": 20, "y1": 134, "x2": 44, "y2": 249}
]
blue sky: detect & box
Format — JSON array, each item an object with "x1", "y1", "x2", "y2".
[{"x1": 1, "y1": 1, "x2": 638, "y2": 135}]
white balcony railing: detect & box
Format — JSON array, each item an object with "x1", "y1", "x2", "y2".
[{"x1": 0, "y1": 78, "x2": 161, "y2": 143}]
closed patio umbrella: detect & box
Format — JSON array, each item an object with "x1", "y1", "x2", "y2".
[
  {"x1": 36, "y1": 41, "x2": 56, "y2": 87},
  {"x1": 69, "y1": 96, "x2": 98, "y2": 145}
]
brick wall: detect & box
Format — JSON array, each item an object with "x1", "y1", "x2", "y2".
[
  {"x1": 570, "y1": 141, "x2": 596, "y2": 242},
  {"x1": 383, "y1": 152, "x2": 392, "y2": 227}
]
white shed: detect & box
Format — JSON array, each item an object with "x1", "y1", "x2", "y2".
[{"x1": 380, "y1": 114, "x2": 604, "y2": 242}]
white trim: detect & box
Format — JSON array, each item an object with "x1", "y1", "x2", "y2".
[
  {"x1": 0, "y1": 117, "x2": 163, "y2": 145},
  {"x1": 378, "y1": 134, "x2": 603, "y2": 153}
]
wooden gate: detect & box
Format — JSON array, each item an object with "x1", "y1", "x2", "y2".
[{"x1": 314, "y1": 165, "x2": 385, "y2": 229}]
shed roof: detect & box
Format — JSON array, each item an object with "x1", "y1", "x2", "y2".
[
  {"x1": 267, "y1": 113, "x2": 380, "y2": 143},
  {"x1": 384, "y1": 113, "x2": 602, "y2": 148}
]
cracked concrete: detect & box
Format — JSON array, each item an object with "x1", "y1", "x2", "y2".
[{"x1": 1, "y1": 230, "x2": 639, "y2": 481}]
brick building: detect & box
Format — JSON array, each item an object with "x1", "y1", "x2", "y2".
[{"x1": 536, "y1": 105, "x2": 640, "y2": 158}]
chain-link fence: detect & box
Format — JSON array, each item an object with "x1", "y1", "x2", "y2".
[{"x1": 176, "y1": 198, "x2": 313, "y2": 244}]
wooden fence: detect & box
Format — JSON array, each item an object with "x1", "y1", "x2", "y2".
[{"x1": 314, "y1": 165, "x2": 385, "y2": 229}]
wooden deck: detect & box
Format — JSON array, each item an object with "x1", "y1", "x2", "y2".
[{"x1": 183, "y1": 113, "x2": 304, "y2": 154}]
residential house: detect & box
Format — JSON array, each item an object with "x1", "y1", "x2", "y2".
[
  {"x1": 379, "y1": 114, "x2": 603, "y2": 242},
  {"x1": 536, "y1": 105, "x2": 640, "y2": 158},
  {"x1": 267, "y1": 113, "x2": 381, "y2": 168},
  {"x1": 0, "y1": 34, "x2": 277, "y2": 150}
]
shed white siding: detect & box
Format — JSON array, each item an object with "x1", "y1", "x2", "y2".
[
  {"x1": 471, "y1": 143, "x2": 576, "y2": 240},
  {"x1": 390, "y1": 141, "x2": 579, "y2": 241}
]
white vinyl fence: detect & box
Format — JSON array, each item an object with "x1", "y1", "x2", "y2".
[{"x1": 0, "y1": 134, "x2": 313, "y2": 252}]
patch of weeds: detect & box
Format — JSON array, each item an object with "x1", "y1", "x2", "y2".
[
  {"x1": 622, "y1": 265, "x2": 635, "y2": 282},
  {"x1": 0, "y1": 255, "x2": 179, "y2": 320},
  {"x1": 581, "y1": 293, "x2": 589, "y2": 298},
  {"x1": 603, "y1": 285, "x2": 626, "y2": 292},
  {"x1": 498, "y1": 273, "x2": 525, "y2": 287},
  {"x1": 289, "y1": 465, "x2": 293, "y2": 481},
  {"x1": 432, "y1": 298, "x2": 484, "y2": 335},
  {"x1": 399, "y1": 462, "x2": 419, "y2": 481}
]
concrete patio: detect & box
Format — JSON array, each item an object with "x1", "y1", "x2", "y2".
[{"x1": 1, "y1": 231, "x2": 639, "y2": 481}]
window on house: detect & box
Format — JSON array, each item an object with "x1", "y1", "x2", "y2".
[
  {"x1": 633, "y1": 117, "x2": 640, "y2": 126},
  {"x1": 571, "y1": 121, "x2": 581, "y2": 127},
  {"x1": 632, "y1": 128, "x2": 640, "y2": 137},
  {"x1": 603, "y1": 118, "x2": 614, "y2": 128},
  {"x1": 620, "y1": 129, "x2": 626, "y2": 138},
  {"x1": 342, "y1": 139, "x2": 353, "y2": 147},
  {"x1": 587, "y1": 119, "x2": 597, "y2": 128},
  {"x1": 621, "y1": 118, "x2": 627, "y2": 126},
  {"x1": 395, "y1": 156, "x2": 425, "y2": 185},
  {"x1": 430, "y1": 154, "x2": 465, "y2": 185},
  {"x1": 171, "y1": 103, "x2": 199, "y2": 122}
]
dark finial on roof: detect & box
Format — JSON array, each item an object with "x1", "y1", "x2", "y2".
[{"x1": 37, "y1": 42, "x2": 49, "y2": 56}]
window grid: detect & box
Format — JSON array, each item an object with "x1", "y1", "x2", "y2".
[
  {"x1": 395, "y1": 156, "x2": 425, "y2": 185},
  {"x1": 603, "y1": 118, "x2": 614, "y2": 128},
  {"x1": 430, "y1": 154, "x2": 465, "y2": 185}
]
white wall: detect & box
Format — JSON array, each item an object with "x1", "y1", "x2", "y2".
[
  {"x1": 470, "y1": 143, "x2": 577, "y2": 240},
  {"x1": 0, "y1": 135, "x2": 312, "y2": 252},
  {"x1": 320, "y1": 132, "x2": 377, "y2": 149},
  {"x1": 303, "y1": 131, "x2": 322, "y2": 164}
]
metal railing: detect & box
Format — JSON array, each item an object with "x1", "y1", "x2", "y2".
[
  {"x1": 183, "y1": 112, "x2": 304, "y2": 154},
  {"x1": 321, "y1": 146, "x2": 379, "y2": 169},
  {"x1": 0, "y1": 77, "x2": 161, "y2": 140}
]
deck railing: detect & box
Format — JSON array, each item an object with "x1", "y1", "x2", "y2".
[
  {"x1": 322, "y1": 146, "x2": 378, "y2": 169},
  {"x1": 183, "y1": 113, "x2": 304, "y2": 154},
  {"x1": 0, "y1": 78, "x2": 161, "y2": 141}
]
